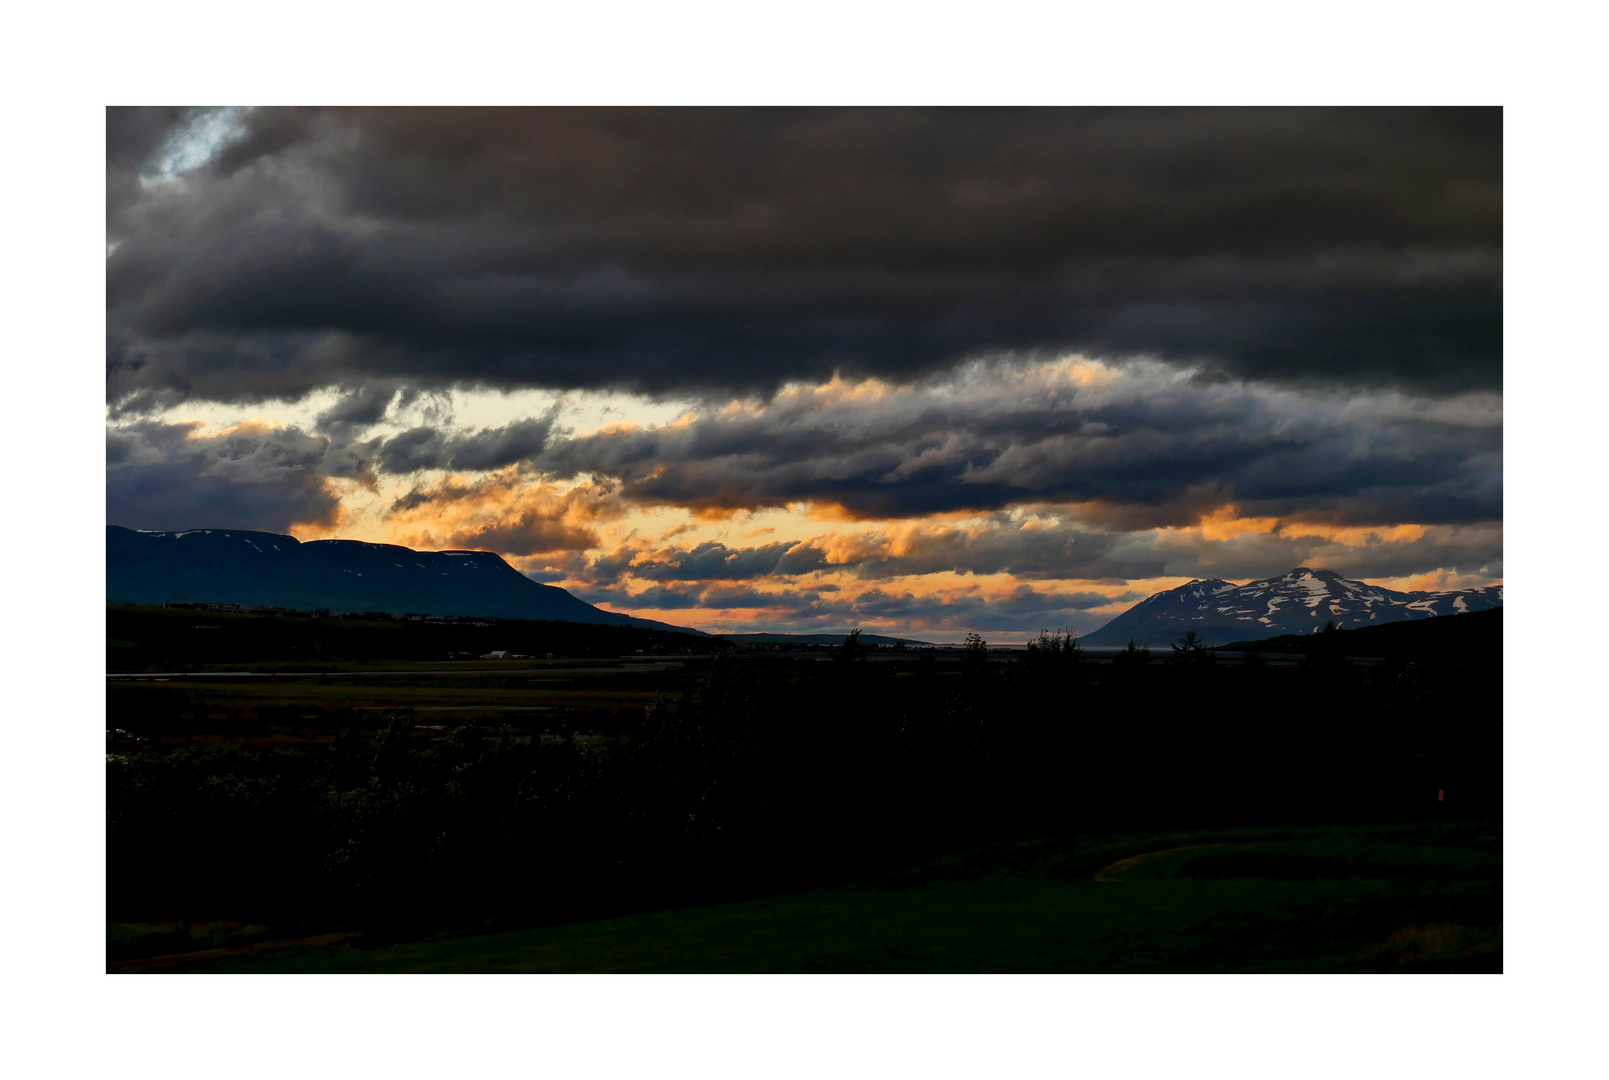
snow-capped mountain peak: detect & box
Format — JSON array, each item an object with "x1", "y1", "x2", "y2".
[{"x1": 1082, "y1": 567, "x2": 1502, "y2": 647}]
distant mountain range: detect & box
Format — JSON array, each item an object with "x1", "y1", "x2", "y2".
[
  {"x1": 1081, "y1": 567, "x2": 1503, "y2": 647},
  {"x1": 106, "y1": 526, "x2": 706, "y2": 634},
  {"x1": 108, "y1": 532, "x2": 1500, "y2": 651}
]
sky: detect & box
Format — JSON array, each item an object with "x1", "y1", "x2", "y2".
[{"x1": 105, "y1": 107, "x2": 1502, "y2": 641}]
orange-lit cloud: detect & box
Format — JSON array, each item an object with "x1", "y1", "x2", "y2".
[
  {"x1": 1189, "y1": 505, "x2": 1430, "y2": 546},
  {"x1": 1371, "y1": 569, "x2": 1501, "y2": 594},
  {"x1": 384, "y1": 470, "x2": 631, "y2": 555},
  {"x1": 110, "y1": 357, "x2": 1503, "y2": 639}
]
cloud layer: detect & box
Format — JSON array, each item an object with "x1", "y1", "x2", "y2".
[
  {"x1": 108, "y1": 107, "x2": 1500, "y2": 415},
  {"x1": 524, "y1": 357, "x2": 1502, "y2": 527},
  {"x1": 104, "y1": 108, "x2": 1502, "y2": 636},
  {"x1": 106, "y1": 419, "x2": 374, "y2": 533}
]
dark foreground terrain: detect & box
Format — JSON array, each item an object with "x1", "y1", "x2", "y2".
[
  {"x1": 113, "y1": 820, "x2": 1499, "y2": 973},
  {"x1": 106, "y1": 610, "x2": 1501, "y2": 973}
]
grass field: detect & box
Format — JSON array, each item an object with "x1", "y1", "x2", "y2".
[
  {"x1": 116, "y1": 820, "x2": 1500, "y2": 973},
  {"x1": 109, "y1": 673, "x2": 670, "y2": 714},
  {"x1": 106, "y1": 661, "x2": 697, "y2": 744}
]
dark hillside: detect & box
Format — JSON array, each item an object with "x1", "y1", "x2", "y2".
[
  {"x1": 107, "y1": 526, "x2": 700, "y2": 634},
  {"x1": 1222, "y1": 607, "x2": 1501, "y2": 656}
]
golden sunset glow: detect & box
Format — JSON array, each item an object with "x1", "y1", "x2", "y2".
[
  {"x1": 161, "y1": 397, "x2": 1496, "y2": 643},
  {"x1": 107, "y1": 108, "x2": 1501, "y2": 642}
]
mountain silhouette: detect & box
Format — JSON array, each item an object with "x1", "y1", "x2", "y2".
[{"x1": 106, "y1": 526, "x2": 705, "y2": 633}]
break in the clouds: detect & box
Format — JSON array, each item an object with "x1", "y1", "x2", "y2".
[{"x1": 105, "y1": 108, "x2": 1501, "y2": 638}]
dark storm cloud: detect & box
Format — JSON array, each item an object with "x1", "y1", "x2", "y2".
[
  {"x1": 1166, "y1": 527, "x2": 1505, "y2": 583},
  {"x1": 446, "y1": 412, "x2": 562, "y2": 470},
  {"x1": 106, "y1": 107, "x2": 1500, "y2": 411},
  {"x1": 314, "y1": 382, "x2": 399, "y2": 437},
  {"x1": 105, "y1": 419, "x2": 374, "y2": 533},
  {"x1": 617, "y1": 540, "x2": 833, "y2": 582},
  {"x1": 106, "y1": 106, "x2": 188, "y2": 230},
  {"x1": 374, "y1": 427, "x2": 444, "y2": 474},
  {"x1": 844, "y1": 584, "x2": 1130, "y2": 629},
  {"x1": 527, "y1": 358, "x2": 1503, "y2": 527},
  {"x1": 841, "y1": 521, "x2": 1154, "y2": 581},
  {"x1": 573, "y1": 583, "x2": 705, "y2": 611},
  {"x1": 571, "y1": 523, "x2": 1163, "y2": 589},
  {"x1": 575, "y1": 582, "x2": 840, "y2": 613},
  {"x1": 374, "y1": 409, "x2": 562, "y2": 474}
]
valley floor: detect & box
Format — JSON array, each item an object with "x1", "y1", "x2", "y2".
[{"x1": 111, "y1": 820, "x2": 1500, "y2": 974}]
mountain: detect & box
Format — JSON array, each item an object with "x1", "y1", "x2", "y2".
[
  {"x1": 106, "y1": 526, "x2": 707, "y2": 634},
  {"x1": 1081, "y1": 567, "x2": 1503, "y2": 647}
]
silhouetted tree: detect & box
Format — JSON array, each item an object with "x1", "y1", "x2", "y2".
[
  {"x1": 1114, "y1": 638, "x2": 1151, "y2": 672},
  {"x1": 1171, "y1": 628, "x2": 1213, "y2": 670},
  {"x1": 1024, "y1": 627, "x2": 1085, "y2": 674},
  {"x1": 835, "y1": 627, "x2": 866, "y2": 664}
]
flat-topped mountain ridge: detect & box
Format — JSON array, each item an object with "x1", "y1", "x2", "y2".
[{"x1": 106, "y1": 526, "x2": 705, "y2": 634}]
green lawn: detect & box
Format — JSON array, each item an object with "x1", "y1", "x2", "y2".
[{"x1": 128, "y1": 820, "x2": 1500, "y2": 973}]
